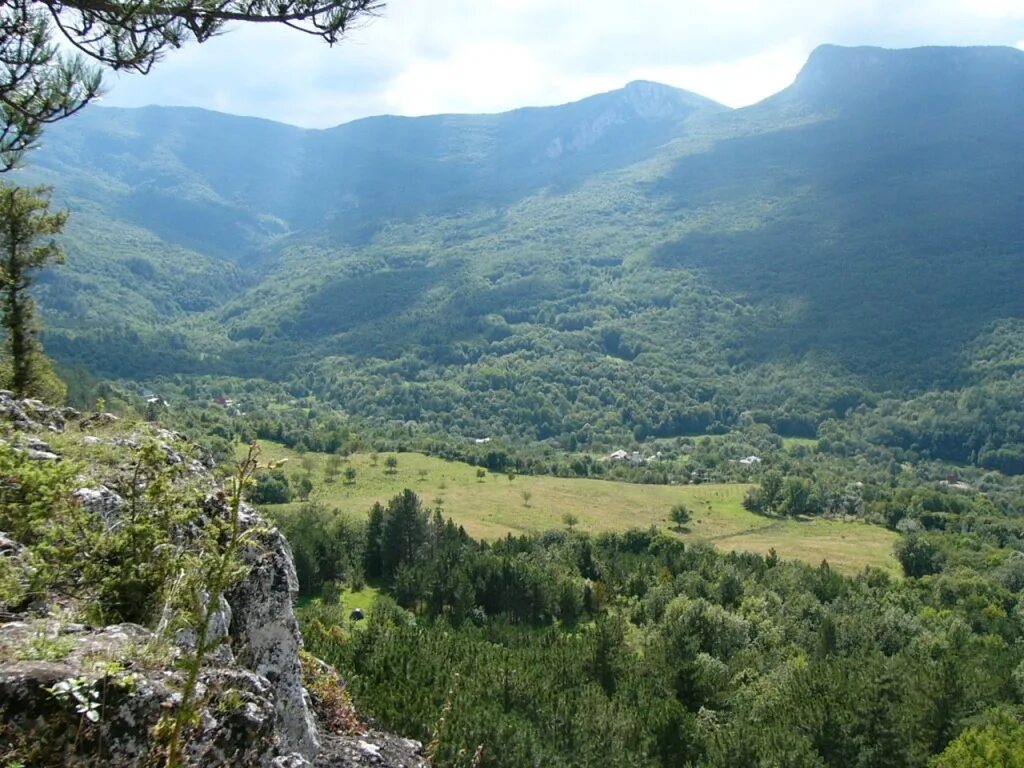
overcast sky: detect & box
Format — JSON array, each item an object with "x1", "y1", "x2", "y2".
[{"x1": 100, "y1": 0, "x2": 1024, "y2": 128}]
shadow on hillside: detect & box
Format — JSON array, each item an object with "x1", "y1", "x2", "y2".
[{"x1": 645, "y1": 116, "x2": 1024, "y2": 388}]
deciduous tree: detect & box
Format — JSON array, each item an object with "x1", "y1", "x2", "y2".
[{"x1": 669, "y1": 504, "x2": 691, "y2": 530}]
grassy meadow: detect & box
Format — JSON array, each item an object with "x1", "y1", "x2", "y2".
[
  {"x1": 247, "y1": 442, "x2": 898, "y2": 575},
  {"x1": 782, "y1": 437, "x2": 820, "y2": 452}
]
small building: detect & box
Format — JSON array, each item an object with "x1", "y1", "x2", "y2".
[
  {"x1": 738, "y1": 455, "x2": 762, "y2": 466},
  {"x1": 691, "y1": 467, "x2": 713, "y2": 483}
]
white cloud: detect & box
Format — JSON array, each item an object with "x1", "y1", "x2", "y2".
[
  {"x1": 971, "y1": 0, "x2": 1024, "y2": 19},
  {"x1": 622, "y1": 43, "x2": 811, "y2": 108},
  {"x1": 380, "y1": 42, "x2": 550, "y2": 115},
  {"x1": 99, "y1": 0, "x2": 1024, "y2": 127}
]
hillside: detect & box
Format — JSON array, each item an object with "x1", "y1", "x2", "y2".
[{"x1": 23, "y1": 44, "x2": 1024, "y2": 451}]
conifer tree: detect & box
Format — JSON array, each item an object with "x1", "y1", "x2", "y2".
[
  {"x1": 364, "y1": 501, "x2": 384, "y2": 579},
  {"x1": 380, "y1": 489, "x2": 428, "y2": 582},
  {"x1": 0, "y1": 182, "x2": 66, "y2": 399}
]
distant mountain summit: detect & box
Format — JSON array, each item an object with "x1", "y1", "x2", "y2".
[
  {"x1": 768, "y1": 43, "x2": 1024, "y2": 113},
  {"x1": 591, "y1": 79, "x2": 725, "y2": 120},
  {"x1": 521, "y1": 80, "x2": 724, "y2": 159}
]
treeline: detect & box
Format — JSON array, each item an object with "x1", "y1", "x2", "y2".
[
  {"x1": 108, "y1": 373, "x2": 795, "y2": 485},
  {"x1": 741, "y1": 466, "x2": 1024, "y2": 554},
  {"x1": 72, "y1": 307, "x2": 1024, "y2": 482},
  {"x1": 291, "y1": 490, "x2": 1024, "y2": 768},
  {"x1": 90, "y1": 346, "x2": 1024, "y2": 485}
]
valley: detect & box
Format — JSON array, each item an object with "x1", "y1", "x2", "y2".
[
  {"x1": 1, "y1": 32, "x2": 1023, "y2": 768},
  {"x1": 251, "y1": 442, "x2": 899, "y2": 573}
]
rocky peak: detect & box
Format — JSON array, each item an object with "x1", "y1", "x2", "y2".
[
  {"x1": 542, "y1": 80, "x2": 723, "y2": 159},
  {"x1": 769, "y1": 44, "x2": 1024, "y2": 115},
  {"x1": 617, "y1": 80, "x2": 724, "y2": 120}
]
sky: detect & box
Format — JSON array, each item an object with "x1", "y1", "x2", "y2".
[{"x1": 100, "y1": 0, "x2": 1024, "y2": 128}]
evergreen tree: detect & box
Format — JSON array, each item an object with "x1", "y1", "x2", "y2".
[
  {"x1": 0, "y1": 183, "x2": 66, "y2": 399},
  {"x1": 855, "y1": 664, "x2": 909, "y2": 768},
  {"x1": 379, "y1": 489, "x2": 429, "y2": 582},
  {"x1": 364, "y1": 501, "x2": 385, "y2": 580}
]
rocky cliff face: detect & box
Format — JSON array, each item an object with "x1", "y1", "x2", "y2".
[
  {"x1": 0, "y1": 393, "x2": 424, "y2": 767},
  {"x1": 228, "y1": 521, "x2": 320, "y2": 758}
]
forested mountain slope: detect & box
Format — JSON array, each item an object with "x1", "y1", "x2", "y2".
[
  {"x1": 653, "y1": 44, "x2": 1024, "y2": 383},
  {"x1": 23, "y1": 44, "x2": 1024, "y2": 448},
  {"x1": 31, "y1": 80, "x2": 719, "y2": 258}
]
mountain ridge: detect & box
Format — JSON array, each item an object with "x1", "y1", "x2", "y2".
[
  {"x1": 97, "y1": 78, "x2": 727, "y2": 132},
  {"x1": 763, "y1": 42, "x2": 1024, "y2": 113},
  {"x1": 31, "y1": 76, "x2": 721, "y2": 256}
]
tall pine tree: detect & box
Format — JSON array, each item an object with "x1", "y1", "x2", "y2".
[{"x1": 0, "y1": 183, "x2": 66, "y2": 400}]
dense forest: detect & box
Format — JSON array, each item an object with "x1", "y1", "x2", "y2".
[{"x1": 270, "y1": 487, "x2": 1024, "y2": 767}]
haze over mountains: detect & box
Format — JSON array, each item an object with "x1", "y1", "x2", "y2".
[{"x1": 24, "y1": 43, "x2": 1024, "y2": 444}]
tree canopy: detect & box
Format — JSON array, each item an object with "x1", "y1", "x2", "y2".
[{"x1": 0, "y1": 0, "x2": 382, "y2": 167}]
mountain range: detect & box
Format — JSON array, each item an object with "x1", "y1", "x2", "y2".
[{"x1": 19, "y1": 43, "x2": 1024, "y2": 446}]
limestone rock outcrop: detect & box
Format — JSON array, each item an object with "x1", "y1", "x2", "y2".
[
  {"x1": 0, "y1": 392, "x2": 423, "y2": 767},
  {"x1": 229, "y1": 520, "x2": 320, "y2": 758}
]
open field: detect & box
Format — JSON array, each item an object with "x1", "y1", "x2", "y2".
[
  {"x1": 298, "y1": 585, "x2": 380, "y2": 615},
  {"x1": 782, "y1": 437, "x2": 820, "y2": 452},
  {"x1": 246, "y1": 443, "x2": 899, "y2": 575}
]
